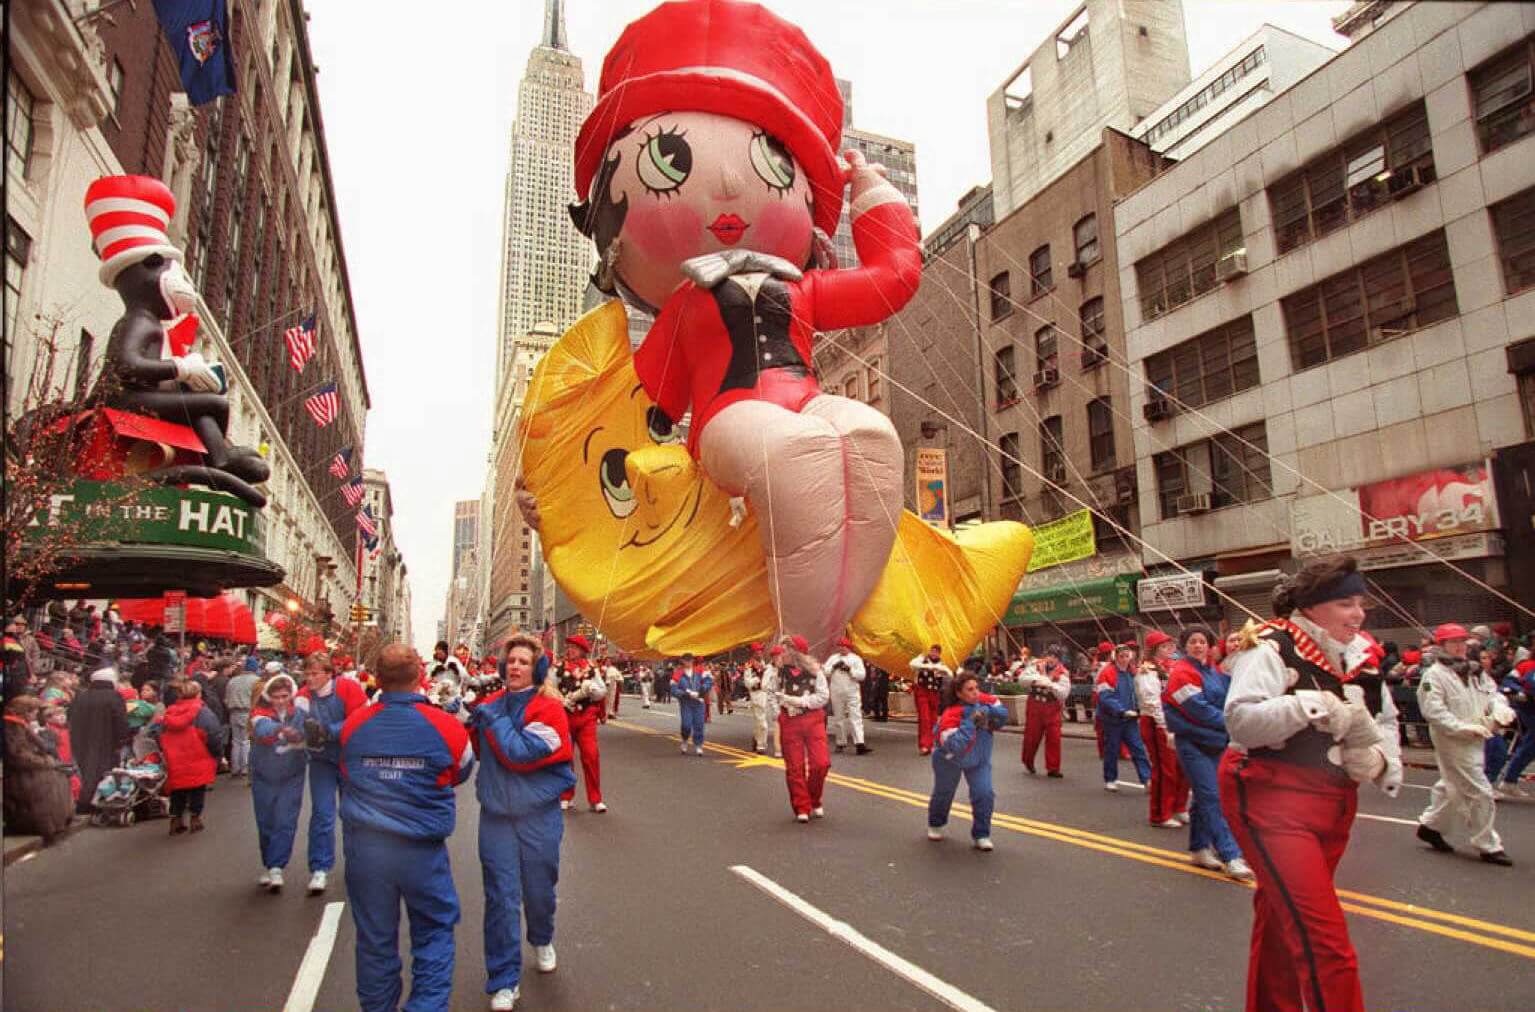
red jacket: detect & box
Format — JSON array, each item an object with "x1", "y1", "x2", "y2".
[{"x1": 158, "y1": 698, "x2": 222, "y2": 791}]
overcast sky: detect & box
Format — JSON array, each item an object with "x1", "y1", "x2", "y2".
[{"x1": 303, "y1": 0, "x2": 1351, "y2": 652}]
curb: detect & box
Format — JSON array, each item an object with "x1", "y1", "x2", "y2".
[{"x1": 3, "y1": 836, "x2": 46, "y2": 866}]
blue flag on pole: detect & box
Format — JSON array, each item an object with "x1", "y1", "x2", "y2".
[{"x1": 153, "y1": 1, "x2": 237, "y2": 106}]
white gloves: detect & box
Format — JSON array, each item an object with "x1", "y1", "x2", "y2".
[
  {"x1": 1295, "y1": 689, "x2": 1354, "y2": 739},
  {"x1": 728, "y1": 497, "x2": 748, "y2": 528},
  {"x1": 687, "y1": 690, "x2": 700, "y2": 701},
  {"x1": 174, "y1": 352, "x2": 221, "y2": 392},
  {"x1": 1331, "y1": 744, "x2": 1388, "y2": 784},
  {"x1": 1460, "y1": 722, "x2": 1493, "y2": 740},
  {"x1": 1123, "y1": 709, "x2": 1139, "y2": 719}
]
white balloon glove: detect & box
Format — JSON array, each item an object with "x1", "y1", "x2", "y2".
[
  {"x1": 682, "y1": 250, "x2": 804, "y2": 288},
  {"x1": 174, "y1": 352, "x2": 221, "y2": 393}
]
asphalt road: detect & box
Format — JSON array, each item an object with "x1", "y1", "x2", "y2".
[{"x1": 5, "y1": 699, "x2": 1533, "y2": 1011}]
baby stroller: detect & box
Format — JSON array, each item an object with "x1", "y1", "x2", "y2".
[{"x1": 91, "y1": 752, "x2": 170, "y2": 827}]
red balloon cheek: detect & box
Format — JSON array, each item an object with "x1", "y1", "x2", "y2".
[
  {"x1": 625, "y1": 202, "x2": 707, "y2": 268},
  {"x1": 751, "y1": 201, "x2": 814, "y2": 263}
]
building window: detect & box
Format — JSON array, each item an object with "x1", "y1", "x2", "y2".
[
  {"x1": 1034, "y1": 324, "x2": 1058, "y2": 377},
  {"x1": 107, "y1": 59, "x2": 126, "y2": 118},
  {"x1": 1143, "y1": 46, "x2": 1266, "y2": 147},
  {"x1": 1039, "y1": 415, "x2": 1065, "y2": 485},
  {"x1": 1087, "y1": 397, "x2": 1115, "y2": 472},
  {"x1": 1491, "y1": 185, "x2": 1535, "y2": 295},
  {"x1": 1155, "y1": 422, "x2": 1271, "y2": 519},
  {"x1": 994, "y1": 345, "x2": 1019, "y2": 407},
  {"x1": 1521, "y1": 368, "x2": 1535, "y2": 439},
  {"x1": 1136, "y1": 207, "x2": 1243, "y2": 322},
  {"x1": 865, "y1": 356, "x2": 882, "y2": 406},
  {"x1": 1269, "y1": 101, "x2": 1435, "y2": 255},
  {"x1": 1073, "y1": 214, "x2": 1099, "y2": 265},
  {"x1": 1079, "y1": 297, "x2": 1106, "y2": 365},
  {"x1": 1092, "y1": 503, "x2": 1131, "y2": 550},
  {"x1": 1470, "y1": 38, "x2": 1535, "y2": 154},
  {"x1": 989, "y1": 271, "x2": 1011, "y2": 320},
  {"x1": 844, "y1": 372, "x2": 862, "y2": 400},
  {"x1": 1144, "y1": 315, "x2": 1258, "y2": 411},
  {"x1": 5, "y1": 217, "x2": 31, "y2": 343},
  {"x1": 1029, "y1": 245, "x2": 1052, "y2": 297},
  {"x1": 1281, "y1": 230, "x2": 1456, "y2": 371},
  {"x1": 999, "y1": 432, "x2": 1022, "y2": 499},
  {"x1": 6, "y1": 70, "x2": 35, "y2": 180}
]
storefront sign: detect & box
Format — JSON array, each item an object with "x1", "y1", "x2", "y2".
[
  {"x1": 26, "y1": 481, "x2": 266, "y2": 557},
  {"x1": 914, "y1": 448, "x2": 950, "y2": 527},
  {"x1": 1354, "y1": 532, "x2": 1504, "y2": 572},
  {"x1": 1291, "y1": 461, "x2": 1499, "y2": 557},
  {"x1": 163, "y1": 590, "x2": 186, "y2": 633},
  {"x1": 1027, "y1": 508, "x2": 1097, "y2": 572},
  {"x1": 1137, "y1": 571, "x2": 1207, "y2": 611},
  {"x1": 1005, "y1": 573, "x2": 1138, "y2": 625}
]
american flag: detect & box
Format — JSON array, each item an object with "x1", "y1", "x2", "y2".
[
  {"x1": 304, "y1": 382, "x2": 340, "y2": 426},
  {"x1": 328, "y1": 445, "x2": 352, "y2": 479},
  {"x1": 356, "y1": 506, "x2": 379, "y2": 538},
  {"x1": 340, "y1": 475, "x2": 365, "y2": 507},
  {"x1": 284, "y1": 313, "x2": 318, "y2": 372}
]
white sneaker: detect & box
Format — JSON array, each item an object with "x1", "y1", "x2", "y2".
[
  {"x1": 535, "y1": 944, "x2": 557, "y2": 972},
  {"x1": 1191, "y1": 847, "x2": 1223, "y2": 870},
  {"x1": 1174, "y1": 812, "x2": 1190, "y2": 825},
  {"x1": 680, "y1": 742, "x2": 690, "y2": 754},
  {"x1": 307, "y1": 871, "x2": 327, "y2": 895},
  {"x1": 268, "y1": 868, "x2": 284, "y2": 891},
  {"x1": 257, "y1": 868, "x2": 273, "y2": 888},
  {"x1": 1154, "y1": 818, "x2": 1182, "y2": 828},
  {"x1": 694, "y1": 746, "x2": 705, "y2": 755},
  {"x1": 926, "y1": 827, "x2": 945, "y2": 841},
  {"x1": 1103, "y1": 782, "x2": 1119, "y2": 792},
  {"x1": 795, "y1": 813, "x2": 810, "y2": 823},
  {"x1": 560, "y1": 799, "x2": 572, "y2": 811},
  {"x1": 490, "y1": 987, "x2": 519, "y2": 1010},
  {"x1": 1224, "y1": 857, "x2": 1255, "y2": 881},
  {"x1": 811, "y1": 806, "x2": 825, "y2": 819},
  {"x1": 591, "y1": 802, "x2": 608, "y2": 813},
  {"x1": 973, "y1": 837, "x2": 994, "y2": 852}
]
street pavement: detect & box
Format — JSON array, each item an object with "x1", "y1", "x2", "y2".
[{"x1": 5, "y1": 699, "x2": 1533, "y2": 1011}]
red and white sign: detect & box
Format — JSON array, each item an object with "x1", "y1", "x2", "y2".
[
  {"x1": 1291, "y1": 461, "x2": 1500, "y2": 557},
  {"x1": 163, "y1": 590, "x2": 187, "y2": 633}
]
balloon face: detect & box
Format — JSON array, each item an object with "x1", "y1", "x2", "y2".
[{"x1": 603, "y1": 111, "x2": 817, "y2": 308}]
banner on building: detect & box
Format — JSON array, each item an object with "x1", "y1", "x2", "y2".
[
  {"x1": 1137, "y1": 571, "x2": 1207, "y2": 611},
  {"x1": 914, "y1": 448, "x2": 950, "y2": 528},
  {"x1": 1026, "y1": 508, "x2": 1097, "y2": 572},
  {"x1": 1291, "y1": 461, "x2": 1500, "y2": 559}
]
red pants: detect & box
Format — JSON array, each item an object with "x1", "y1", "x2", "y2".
[
  {"x1": 1022, "y1": 699, "x2": 1062, "y2": 773},
  {"x1": 1220, "y1": 753, "x2": 1363, "y2": 1012},
  {"x1": 560, "y1": 708, "x2": 602, "y2": 805},
  {"x1": 1141, "y1": 717, "x2": 1188, "y2": 824},
  {"x1": 779, "y1": 711, "x2": 830, "y2": 815},
  {"x1": 914, "y1": 686, "x2": 941, "y2": 753}
]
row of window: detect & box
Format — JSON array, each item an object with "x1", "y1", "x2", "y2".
[
  {"x1": 833, "y1": 357, "x2": 884, "y2": 405},
  {"x1": 1142, "y1": 46, "x2": 1267, "y2": 147},
  {"x1": 992, "y1": 298, "x2": 1107, "y2": 405},
  {"x1": 1136, "y1": 208, "x2": 1244, "y2": 323},
  {"x1": 988, "y1": 214, "x2": 1099, "y2": 319},
  {"x1": 997, "y1": 398, "x2": 1118, "y2": 503}
]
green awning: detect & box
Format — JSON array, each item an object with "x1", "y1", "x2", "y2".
[{"x1": 1004, "y1": 573, "x2": 1138, "y2": 626}]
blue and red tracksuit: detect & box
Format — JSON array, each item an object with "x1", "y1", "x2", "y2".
[
  {"x1": 1094, "y1": 664, "x2": 1151, "y2": 785},
  {"x1": 472, "y1": 686, "x2": 576, "y2": 995},
  {"x1": 297, "y1": 677, "x2": 367, "y2": 873},
  {"x1": 1164, "y1": 658, "x2": 1241, "y2": 863},
  {"x1": 338, "y1": 691, "x2": 475, "y2": 1012},
  {"x1": 674, "y1": 667, "x2": 713, "y2": 748},
  {"x1": 1497, "y1": 666, "x2": 1535, "y2": 785},
  {"x1": 928, "y1": 694, "x2": 1008, "y2": 839},
  {"x1": 250, "y1": 702, "x2": 308, "y2": 870}
]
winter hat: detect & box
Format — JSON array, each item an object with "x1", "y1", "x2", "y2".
[
  {"x1": 1402, "y1": 649, "x2": 1422, "y2": 665},
  {"x1": 837, "y1": 637, "x2": 854, "y2": 649},
  {"x1": 264, "y1": 660, "x2": 285, "y2": 675},
  {"x1": 789, "y1": 634, "x2": 810, "y2": 653},
  {"x1": 90, "y1": 666, "x2": 118, "y2": 684},
  {"x1": 1433, "y1": 623, "x2": 1470, "y2": 645},
  {"x1": 574, "y1": 0, "x2": 846, "y2": 236},
  {"x1": 1095, "y1": 641, "x2": 1114, "y2": 658},
  {"x1": 1144, "y1": 631, "x2": 1173, "y2": 652},
  {"x1": 1469, "y1": 624, "x2": 1492, "y2": 640},
  {"x1": 769, "y1": 645, "x2": 785, "y2": 657},
  {"x1": 85, "y1": 175, "x2": 181, "y2": 286},
  {"x1": 748, "y1": 642, "x2": 764, "y2": 653},
  {"x1": 567, "y1": 634, "x2": 593, "y2": 654},
  {"x1": 260, "y1": 674, "x2": 297, "y2": 701}
]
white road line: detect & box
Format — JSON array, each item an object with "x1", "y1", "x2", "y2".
[
  {"x1": 283, "y1": 901, "x2": 345, "y2": 1012},
  {"x1": 730, "y1": 865, "x2": 999, "y2": 1012},
  {"x1": 1356, "y1": 812, "x2": 1420, "y2": 827}
]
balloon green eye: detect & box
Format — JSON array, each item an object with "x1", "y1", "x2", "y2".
[
  {"x1": 638, "y1": 129, "x2": 691, "y2": 195},
  {"x1": 599, "y1": 448, "x2": 636, "y2": 518},
  {"x1": 646, "y1": 407, "x2": 680, "y2": 445},
  {"x1": 749, "y1": 132, "x2": 795, "y2": 192}
]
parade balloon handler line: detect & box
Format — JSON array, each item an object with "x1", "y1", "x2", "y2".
[
  {"x1": 609, "y1": 718, "x2": 1535, "y2": 960},
  {"x1": 847, "y1": 206, "x2": 1533, "y2": 626}
]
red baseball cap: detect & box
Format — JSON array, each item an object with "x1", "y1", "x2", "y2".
[
  {"x1": 567, "y1": 635, "x2": 592, "y2": 654},
  {"x1": 789, "y1": 634, "x2": 810, "y2": 652},
  {"x1": 1432, "y1": 623, "x2": 1469, "y2": 645},
  {"x1": 1144, "y1": 631, "x2": 1173, "y2": 652}
]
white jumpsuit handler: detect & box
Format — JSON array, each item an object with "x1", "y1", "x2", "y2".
[
  {"x1": 823, "y1": 640, "x2": 869, "y2": 754},
  {"x1": 1416, "y1": 623, "x2": 1517, "y2": 864}
]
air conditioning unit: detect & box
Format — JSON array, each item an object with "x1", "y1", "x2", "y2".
[
  {"x1": 1143, "y1": 397, "x2": 1172, "y2": 421},
  {"x1": 1114, "y1": 471, "x2": 1137, "y2": 505},
  {"x1": 1175, "y1": 493, "x2": 1212, "y2": 514},
  {"x1": 1388, "y1": 164, "x2": 1426, "y2": 199},
  {"x1": 1215, "y1": 250, "x2": 1249, "y2": 281},
  {"x1": 1080, "y1": 347, "x2": 1107, "y2": 369},
  {"x1": 1033, "y1": 367, "x2": 1060, "y2": 390},
  {"x1": 1067, "y1": 260, "x2": 1087, "y2": 279}
]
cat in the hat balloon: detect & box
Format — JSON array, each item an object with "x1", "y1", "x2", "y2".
[
  {"x1": 564, "y1": 0, "x2": 922, "y2": 656},
  {"x1": 84, "y1": 175, "x2": 269, "y2": 506}
]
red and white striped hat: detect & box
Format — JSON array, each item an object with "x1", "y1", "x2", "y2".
[{"x1": 83, "y1": 175, "x2": 181, "y2": 285}]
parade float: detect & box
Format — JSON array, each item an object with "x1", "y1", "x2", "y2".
[{"x1": 9, "y1": 175, "x2": 282, "y2": 602}]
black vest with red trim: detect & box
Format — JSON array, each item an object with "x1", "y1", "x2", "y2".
[
  {"x1": 915, "y1": 663, "x2": 945, "y2": 692},
  {"x1": 779, "y1": 665, "x2": 816, "y2": 698},
  {"x1": 555, "y1": 662, "x2": 601, "y2": 711},
  {"x1": 1250, "y1": 622, "x2": 1348, "y2": 774}
]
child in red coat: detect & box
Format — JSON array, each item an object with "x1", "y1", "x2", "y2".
[{"x1": 157, "y1": 680, "x2": 226, "y2": 834}]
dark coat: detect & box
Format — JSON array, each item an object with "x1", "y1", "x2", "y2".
[
  {"x1": 3, "y1": 716, "x2": 74, "y2": 838},
  {"x1": 69, "y1": 681, "x2": 130, "y2": 798}
]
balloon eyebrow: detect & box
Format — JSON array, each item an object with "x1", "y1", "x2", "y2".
[
  {"x1": 582, "y1": 426, "x2": 604, "y2": 462},
  {"x1": 630, "y1": 384, "x2": 645, "y2": 398}
]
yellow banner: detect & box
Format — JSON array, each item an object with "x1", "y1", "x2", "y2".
[
  {"x1": 1026, "y1": 508, "x2": 1097, "y2": 572},
  {"x1": 914, "y1": 448, "x2": 950, "y2": 527}
]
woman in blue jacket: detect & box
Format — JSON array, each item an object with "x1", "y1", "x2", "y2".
[
  {"x1": 926, "y1": 672, "x2": 1009, "y2": 852},
  {"x1": 472, "y1": 634, "x2": 577, "y2": 1012},
  {"x1": 1162, "y1": 626, "x2": 1252, "y2": 881},
  {"x1": 250, "y1": 673, "x2": 308, "y2": 892}
]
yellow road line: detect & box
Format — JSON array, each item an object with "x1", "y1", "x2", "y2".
[{"x1": 609, "y1": 718, "x2": 1535, "y2": 958}]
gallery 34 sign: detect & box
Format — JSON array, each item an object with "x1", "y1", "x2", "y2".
[
  {"x1": 1290, "y1": 461, "x2": 1498, "y2": 556},
  {"x1": 27, "y1": 481, "x2": 266, "y2": 557}
]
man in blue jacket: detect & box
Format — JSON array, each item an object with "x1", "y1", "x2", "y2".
[
  {"x1": 296, "y1": 652, "x2": 367, "y2": 895},
  {"x1": 339, "y1": 643, "x2": 475, "y2": 1012},
  {"x1": 673, "y1": 653, "x2": 713, "y2": 755},
  {"x1": 1094, "y1": 642, "x2": 1151, "y2": 791}
]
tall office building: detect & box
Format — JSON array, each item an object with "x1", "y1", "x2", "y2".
[
  {"x1": 495, "y1": 0, "x2": 594, "y2": 387},
  {"x1": 829, "y1": 79, "x2": 919, "y2": 269}
]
